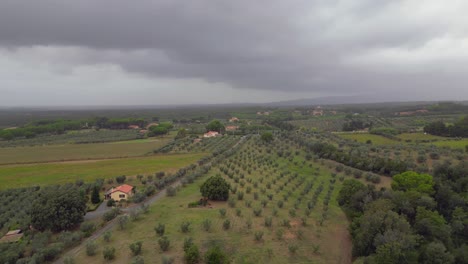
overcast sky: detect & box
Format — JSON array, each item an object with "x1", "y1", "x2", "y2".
[{"x1": 1, "y1": 0, "x2": 468, "y2": 106}]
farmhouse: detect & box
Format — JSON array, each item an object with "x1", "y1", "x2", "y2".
[
  {"x1": 105, "y1": 184, "x2": 134, "y2": 201},
  {"x1": 204, "y1": 131, "x2": 220, "y2": 138},
  {"x1": 0, "y1": 229, "x2": 23, "y2": 243},
  {"x1": 229, "y1": 117, "x2": 239, "y2": 122},
  {"x1": 225, "y1": 126, "x2": 239, "y2": 132},
  {"x1": 128, "y1": 125, "x2": 140, "y2": 129}
]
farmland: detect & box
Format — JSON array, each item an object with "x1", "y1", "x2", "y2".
[
  {"x1": 0, "y1": 136, "x2": 173, "y2": 165},
  {"x1": 336, "y1": 132, "x2": 399, "y2": 145},
  {"x1": 0, "y1": 103, "x2": 467, "y2": 264},
  {"x1": 70, "y1": 136, "x2": 355, "y2": 264},
  {"x1": 0, "y1": 153, "x2": 205, "y2": 190}
]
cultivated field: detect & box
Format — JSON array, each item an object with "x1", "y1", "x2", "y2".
[
  {"x1": 336, "y1": 133, "x2": 399, "y2": 145},
  {"x1": 0, "y1": 153, "x2": 205, "y2": 190},
  {"x1": 0, "y1": 137, "x2": 173, "y2": 165},
  {"x1": 70, "y1": 137, "x2": 359, "y2": 264}
]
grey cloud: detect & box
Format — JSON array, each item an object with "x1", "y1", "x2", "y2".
[{"x1": 0, "y1": 0, "x2": 467, "y2": 100}]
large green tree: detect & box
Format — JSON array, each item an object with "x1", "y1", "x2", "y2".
[
  {"x1": 392, "y1": 171, "x2": 434, "y2": 195},
  {"x1": 200, "y1": 175, "x2": 230, "y2": 201},
  {"x1": 206, "y1": 120, "x2": 225, "y2": 133},
  {"x1": 30, "y1": 187, "x2": 87, "y2": 232}
]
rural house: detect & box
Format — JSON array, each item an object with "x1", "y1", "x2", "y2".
[
  {"x1": 105, "y1": 184, "x2": 134, "y2": 201},
  {"x1": 204, "y1": 131, "x2": 220, "y2": 138}
]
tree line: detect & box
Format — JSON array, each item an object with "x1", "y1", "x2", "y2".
[
  {"x1": 424, "y1": 116, "x2": 468, "y2": 137},
  {"x1": 338, "y1": 161, "x2": 467, "y2": 263}
]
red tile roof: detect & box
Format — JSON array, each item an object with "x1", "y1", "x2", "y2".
[{"x1": 108, "y1": 184, "x2": 134, "y2": 194}]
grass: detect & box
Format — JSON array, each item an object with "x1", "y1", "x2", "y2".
[
  {"x1": 337, "y1": 133, "x2": 399, "y2": 145},
  {"x1": 427, "y1": 139, "x2": 468, "y2": 149},
  {"x1": 396, "y1": 133, "x2": 446, "y2": 141},
  {"x1": 0, "y1": 136, "x2": 173, "y2": 165},
  {"x1": 0, "y1": 153, "x2": 205, "y2": 190},
  {"x1": 69, "y1": 138, "x2": 353, "y2": 264}
]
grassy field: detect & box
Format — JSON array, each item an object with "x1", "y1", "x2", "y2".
[
  {"x1": 0, "y1": 153, "x2": 205, "y2": 190},
  {"x1": 70, "y1": 138, "x2": 353, "y2": 264},
  {"x1": 396, "y1": 133, "x2": 445, "y2": 141},
  {"x1": 427, "y1": 139, "x2": 468, "y2": 149},
  {"x1": 0, "y1": 136, "x2": 173, "y2": 165},
  {"x1": 336, "y1": 133, "x2": 399, "y2": 145}
]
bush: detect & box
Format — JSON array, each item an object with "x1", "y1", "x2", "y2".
[
  {"x1": 103, "y1": 231, "x2": 112, "y2": 242},
  {"x1": 103, "y1": 208, "x2": 120, "y2": 222},
  {"x1": 223, "y1": 219, "x2": 231, "y2": 230},
  {"x1": 185, "y1": 244, "x2": 200, "y2": 264},
  {"x1": 129, "y1": 241, "x2": 143, "y2": 256},
  {"x1": 180, "y1": 221, "x2": 191, "y2": 233},
  {"x1": 115, "y1": 175, "x2": 126, "y2": 184},
  {"x1": 288, "y1": 244, "x2": 298, "y2": 254},
  {"x1": 161, "y1": 255, "x2": 175, "y2": 264},
  {"x1": 86, "y1": 241, "x2": 98, "y2": 256},
  {"x1": 200, "y1": 175, "x2": 231, "y2": 201},
  {"x1": 253, "y1": 208, "x2": 262, "y2": 217},
  {"x1": 131, "y1": 256, "x2": 144, "y2": 264},
  {"x1": 117, "y1": 215, "x2": 129, "y2": 230},
  {"x1": 64, "y1": 256, "x2": 75, "y2": 264},
  {"x1": 103, "y1": 246, "x2": 116, "y2": 260},
  {"x1": 254, "y1": 231, "x2": 264, "y2": 241},
  {"x1": 158, "y1": 236, "x2": 170, "y2": 251},
  {"x1": 264, "y1": 217, "x2": 272, "y2": 227},
  {"x1": 155, "y1": 223, "x2": 165, "y2": 236},
  {"x1": 106, "y1": 199, "x2": 116, "y2": 207},
  {"x1": 202, "y1": 219, "x2": 212, "y2": 232},
  {"x1": 80, "y1": 222, "x2": 96, "y2": 237},
  {"x1": 204, "y1": 246, "x2": 230, "y2": 264},
  {"x1": 219, "y1": 208, "x2": 227, "y2": 217}
]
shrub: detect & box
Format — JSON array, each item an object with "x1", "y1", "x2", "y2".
[
  {"x1": 115, "y1": 175, "x2": 126, "y2": 184},
  {"x1": 80, "y1": 222, "x2": 96, "y2": 237},
  {"x1": 253, "y1": 208, "x2": 262, "y2": 217},
  {"x1": 277, "y1": 200, "x2": 284, "y2": 208},
  {"x1": 264, "y1": 217, "x2": 273, "y2": 227},
  {"x1": 158, "y1": 236, "x2": 170, "y2": 251},
  {"x1": 289, "y1": 209, "x2": 296, "y2": 217},
  {"x1": 276, "y1": 229, "x2": 284, "y2": 240},
  {"x1": 254, "y1": 231, "x2": 264, "y2": 241},
  {"x1": 117, "y1": 215, "x2": 129, "y2": 230},
  {"x1": 103, "y1": 208, "x2": 120, "y2": 222},
  {"x1": 288, "y1": 244, "x2": 298, "y2": 254},
  {"x1": 237, "y1": 191, "x2": 244, "y2": 201},
  {"x1": 131, "y1": 256, "x2": 144, "y2": 264},
  {"x1": 86, "y1": 241, "x2": 98, "y2": 256},
  {"x1": 223, "y1": 219, "x2": 231, "y2": 230},
  {"x1": 155, "y1": 223, "x2": 165, "y2": 236},
  {"x1": 103, "y1": 246, "x2": 116, "y2": 260},
  {"x1": 180, "y1": 221, "x2": 191, "y2": 233},
  {"x1": 219, "y1": 208, "x2": 227, "y2": 217},
  {"x1": 103, "y1": 231, "x2": 112, "y2": 242},
  {"x1": 202, "y1": 219, "x2": 212, "y2": 232},
  {"x1": 236, "y1": 208, "x2": 242, "y2": 217},
  {"x1": 129, "y1": 241, "x2": 143, "y2": 256},
  {"x1": 161, "y1": 255, "x2": 175, "y2": 264},
  {"x1": 106, "y1": 199, "x2": 116, "y2": 207},
  {"x1": 64, "y1": 256, "x2": 75, "y2": 264},
  {"x1": 246, "y1": 218, "x2": 252, "y2": 229},
  {"x1": 228, "y1": 198, "x2": 236, "y2": 208},
  {"x1": 204, "y1": 246, "x2": 230, "y2": 264},
  {"x1": 184, "y1": 244, "x2": 200, "y2": 264}
]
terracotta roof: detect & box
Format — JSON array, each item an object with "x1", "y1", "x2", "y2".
[{"x1": 107, "y1": 184, "x2": 134, "y2": 195}]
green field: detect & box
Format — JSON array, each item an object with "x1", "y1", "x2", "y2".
[
  {"x1": 396, "y1": 133, "x2": 445, "y2": 141},
  {"x1": 70, "y1": 138, "x2": 352, "y2": 264},
  {"x1": 427, "y1": 139, "x2": 468, "y2": 149},
  {"x1": 0, "y1": 153, "x2": 205, "y2": 190},
  {"x1": 336, "y1": 133, "x2": 399, "y2": 145},
  {"x1": 0, "y1": 137, "x2": 173, "y2": 165}
]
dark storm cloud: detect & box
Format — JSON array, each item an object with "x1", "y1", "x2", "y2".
[{"x1": 0, "y1": 0, "x2": 467, "y2": 98}]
